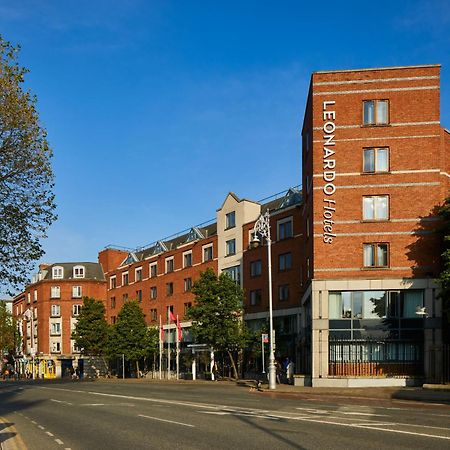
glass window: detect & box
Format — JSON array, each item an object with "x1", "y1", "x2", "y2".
[
  {"x1": 110, "y1": 276, "x2": 117, "y2": 289},
  {"x1": 136, "y1": 290, "x2": 142, "y2": 302},
  {"x1": 51, "y1": 304, "x2": 60, "y2": 316},
  {"x1": 111, "y1": 297, "x2": 116, "y2": 309},
  {"x1": 363, "y1": 100, "x2": 389, "y2": 125},
  {"x1": 123, "y1": 293, "x2": 128, "y2": 302},
  {"x1": 401, "y1": 291, "x2": 423, "y2": 318},
  {"x1": 72, "y1": 304, "x2": 82, "y2": 316},
  {"x1": 72, "y1": 286, "x2": 82, "y2": 298},
  {"x1": 166, "y1": 258, "x2": 174, "y2": 273},
  {"x1": 363, "y1": 148, "x2": 389, "y2": 173},
  {"x1": 150, "y1": 286, "x2": 157, "y2": 299},
  {"x1": 329, "y1": 292, "x2": 342, "y2": 319},
  {"x1": 166, "y1": 282, "x2": 174, "y2": 296},
  {"x1": 150, "y1": 309, "x2": 157, "y2": 321},
  {"x1": 50, "y1": 286, "x2": 60, "y2": 299},
  {"x1": 203, "y1": 245, "x2": 213, "y2": 262},
  {"x1": 342, "y1": 292, "x2": 352, "y2": 318},
  {"x1": 277, "y1": 217, "x2": 293, "y2": 240},
  {"x1": 279, "y1": 253, "x2": 292, "y2": 271},
  {"x1": 184, "y1": 278, "x2": 192, "y2": 292},
  {"x1": 73, "y1": 265, "x2": 85, "y2": 278},
  {"x1": 150, "y1": 263, "x2": 158, "y2": 278},
  {"x1": 223, "y1": 265, "x2": 240, "y2": 284},
  {"x1": 135, "y1": 268, "x2": 142, "y2": 282},
  {"x1": 184, "y1": 302, "x2": 192, "y2": 316},
  {"x1": 363, "y1": 243, "x2": 388, "y2": 268},
  {"x1": 363, "y1": 291, "x2": 387, "y2": 318},
  {"x1": 226, "y1": 211, "x2": 236, "y2": 229},
  {"x1": 278, "y1": 284, "x2": 289, "y2": 301},
  {"x1": 363, "y1": 196, "x2": 388, "y2": 220},
  {"x1": 183, "y1": 252, "x2": 192, "y2": 268},
  {"x1": 122, "y1": 272, "x2": 129, "y2": 285},
  {"x1": 250, "y1": 260, "x2": 262, "y2": 277},
  {"x1": 250, "y1": 290, "x2": 262, "y2": 306},
  {"x1": 226, "y1": 239, "x2": 236, "y2": 256},
  {"x1": 52, "y1": 266, "x2": 64, "y2": 279}
]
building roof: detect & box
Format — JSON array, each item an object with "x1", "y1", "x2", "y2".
[
  {"x1": 313, "y1": 64, "x2": 440, "y2": 75},
  {"x1": 40, "y1": 262, "x2": 105, "y2": 281}
]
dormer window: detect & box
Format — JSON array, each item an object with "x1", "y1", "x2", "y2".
[
  {"x1": 73, "y1": 265, "x2": 85, "y2": 279},
  {"x1": 52, "y1": 266, "x2": 64, "y2": 279}
]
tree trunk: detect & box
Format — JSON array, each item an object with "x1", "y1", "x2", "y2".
[
  {"x1": 136, "y1": 360, "x2": 140, "y2": 378},
  {"x1": 227, "y1": 350, "x2": 239, "y2": 380}
]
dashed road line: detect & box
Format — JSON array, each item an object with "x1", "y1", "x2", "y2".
[
  {"x1": 46, "y1": 431, "x2": 54, "y2": 437},
  {"x1": 138, "y1": 414, "x2": 194, "y2": 428},
  {"x1": 55, "y1": 439, "x2": 64, "y2": 445}
]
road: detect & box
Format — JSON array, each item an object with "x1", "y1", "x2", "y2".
[{"x1": 0, "y1": 380, "x2": 449, "y2": 449}]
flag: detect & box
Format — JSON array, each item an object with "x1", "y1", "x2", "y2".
[
  {"x1": 176, "y1": 315, "x2": 183, "y2": 342},
  {"x1": 159, "y1": 315, "x2": 165, "y2": 341},
  {"x1": 169, "y1": 309, "x2": 176, "y2": 323}
]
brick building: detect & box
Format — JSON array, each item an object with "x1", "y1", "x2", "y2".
[
  {"x1": 13, "y1": 262, "x2": 106, "y2": 378},
  {"x1": 299, "y1": 64, "x2": 449, "y2": 386}
]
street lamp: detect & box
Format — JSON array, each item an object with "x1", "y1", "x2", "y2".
[
  {"x1": 251, "y1": 210, "x2": 276, "y2": 390},
  {"x1": 23, "y1": 307, "x2": 35, "y2": 380}
]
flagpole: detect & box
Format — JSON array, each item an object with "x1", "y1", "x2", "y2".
[
  {"x1": 159, "y1": 315, "x2": 162, "y2": 380},
  {"x1": 176, "y1": 314, "x2": 180, "y2": 380},
  {"x1": 167, "y1": 306, "x2": 171, "y2": 380}
]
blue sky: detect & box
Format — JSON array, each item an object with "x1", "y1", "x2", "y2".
[{"x1": 1, "y1": 0, "x2": 449, "y2": 277}]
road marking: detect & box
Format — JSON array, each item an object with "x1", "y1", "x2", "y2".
[
  {"x1": 138, "y1": 414, "x2": 194, "y2": 428},
  {"x1": 55, "y1": 438, "x2": 64, "y2": 445},
  {"x1": 81, "y1": 403, "x2": 106, "y2": 406},
  {"x1": 38, "y1": 425, "x2": 45, "y2": 430},
  {"x1": 31, "y1": 420, "x2": 37, "y2": 424},
  {"x1": 50, "y1": 399, "x2": 73, "y2": 406},
  {"x1": 46, "y1": 431, "x2": 54, "y2": 436},
  {"x1": 199, "y1": 411, "x2": 280, "y2": 420}
]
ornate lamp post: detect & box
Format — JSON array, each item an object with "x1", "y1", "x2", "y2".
[{"x1": 251, "y1": 211, "x2": 276, "y2": 390}]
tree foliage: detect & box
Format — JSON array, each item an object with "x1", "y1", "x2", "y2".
[
  {"x1": 437, "y1": 196, "x2": 450, "y2": 328},
  {"x1": 187, "y1": 268, "x2": 249, "y2": 379},
  {"x1": 71, "y1": 297, "x2": 109, "y2": 355},
  {"x1": 108, "y1": 300, "x2": 157, "y2": 376},
  {"x1": 0, "y1": 36, "x2": 56, "y2": 295},
  {"x1": 0, "y1": 302, "x2": 16, "y2": 355}
]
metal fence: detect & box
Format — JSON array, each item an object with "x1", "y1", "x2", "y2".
[
  {"x1": 329, "y1": 339, "x2": 423, "y2": 377},
  {"x1": 428, "y1": 344, "x2": 450, "y2": 384}
]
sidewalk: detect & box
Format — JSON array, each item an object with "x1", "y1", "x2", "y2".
[{"x1": 0, "y1": 416, "x2": 26, "y2": 450}]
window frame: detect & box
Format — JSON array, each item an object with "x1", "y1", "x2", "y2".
[
  {"x1": 362, "y1": 195, "x2": 389, "y2": 221},
  {"x1": 50, "y1": 286, "x2": 61, "y2": 299},
  {"x1": 72, "y1": 285, "x2": 82, "y2": 298},
  {"x1": 73, "y1": 265, "x2": 85, "y2": 279},
  {"x1": 249, "y1": 289, "x2": 262, "y2": 306},
  {"x1": 165, "y1": 257, "x2": 174, "y2": 273},
  {"x1": 183, "y1": 251, "x2": 193, "y2": 268},
  {"x1": 277, "y1": 217, "x2": 293, "y2": 241},
  {"x1": 122, "y1": 271, "x2": 129, "y2": 286},
  {"x1": 52, "y1": 266, "x2": 64, "y2": 279},
  {"x1": 135, "y1": 267, "x2": 142, "y2": 282},
  {"x1": 149, "y1": 262, "x2": 158, "y2": 278},
  {"x1": 225, "y1": 211, "x2": 236, "y2": 229},
  {"x1": 363, "y1": 99, "x2": 389, "y2": 126},
  {"x1": 202, "y1": 244, "x2": 213, "y2": 262},
  {"x1": 250, "y1": 260, "x2": 262, "y2": 277},
  {"x1": 51, "y1": 304, "x2": 61, "y2": 317},
  {"x1": 363, "y1": 243, "x2": 389, "y2": 268},
  {"x1": 72, "y1": 304, "x2": 82, "y2": 316},
  {"x1": 110, "y1": 276, "x2": 117, "y2": 289},
  {"x1": 226, "y1": 239, "x2": 236, "y2": 256},
  {"x1": 279, "y1": 252, "x2": 292, "y2": 272},
  {"x1": 166, "y1": 282, "x2": 174, "y2": 296},
  {"x1": 363, "y1": 147, "x2": 389, "y2": 173},
  {"x1": 150, "y1": 286, "x2": 157, "y2": 300},
  {"x1": 278, "y1": 284, "x2": 290, "y2": 302}
]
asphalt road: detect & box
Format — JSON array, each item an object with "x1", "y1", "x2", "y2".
[{"x1": 1, "y1": 380, "x2": 450, "y2": 450}]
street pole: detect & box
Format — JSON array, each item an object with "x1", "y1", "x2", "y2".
[
  {"x1": 167, "y1": 306, "x2": 171, "y2": 380},
  {"x1": 122, "y1": 354, "x2": 125, "y2": 379},
  {"x1": 261, "y1": 334, "x2": 265, "y2": 375},
  {"x1": 252, "y1": 211, "x2": 276, "y2": 390}
]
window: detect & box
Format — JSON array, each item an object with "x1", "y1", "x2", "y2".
[
  {"x1": 122, "y1": 272, "x2": 129, "y2": 286},
  {"x1": 27, "y1": 293, "x2": 31, "y2": 304},
  {"x1": 226, "y1": 239, "x2": 236, "y2": 256},
  {"x1": 203, "y1": 245, "x2": 213, "y2": 262},
  {"x1": 51, "y1": 341, "x2": 61, "y2": 353},
  {"x1": 226, "y1": 211, "x2": 236, "y2": 229},
  {"x1": 363, "y1": 196, "x2": 389, "y2": 221},
  {"x1": 150, "y1": 286, "x2": 157, "y2": 299},
  {"x1": 250, "y1": 289, "x2": 262, "y2": 306},
  {"x1": 111, "y1": 297, "x2": 116, "y2": 309},
  {"x1": 363, "y1": 243, "x2": 389, "y2": 268},
  {"x1": 150, "y1": 263, "x2": 158, "y2": 278},
  {"x1": 136, "y1": 290, "x2": 142, "y2": 302},
  {"x1": 122, "y1": 293, "x2": 128, "y2": 302},
  {"x1": 277, "y1": 217, "x2": 293, "y2": 240},
  {"x1": 363, "y1": 148, "x2": 389, "y2": 173},
  {"x1": 223, "y1": 265, "x2": 240, "y2": 284},
  {"x1": 166, "y1": 258, "x2": 174, "y2": 273},
  {"x1": 72, "y1": 286, "x2": 82, "y2": 298},
  {"x1": 73, "y1": 265, "x2": 85, "y2": 278},
  {"x1": 166, "y1": 282, "x2": 174, "y2": 296},
  {"x1": 111, "y1": 316, "x2": 117, "y2": 324},
  {"x1": 72, "y1": 304, "x2": 82, "y2": 316},
  {"x1": 279, "y1": 253, "x2": 292, "y2": 271},
  {"x1": 278, "y1": 285, "x2": 290, "y2": 302},
  {"x1": 51, "y1": 322, "x2": 61, "y2": 335},
  {"x1": 250, "y1": 260, "x2": 262, "y2": 277},
  {"x1": 110, "y1": 276, "x2": 117, "y2": 289},
  {"x1": 72, "y1": 342, "x2": 81, "y2": 353},
  {"x1": 183, "y1": 252, "x2": 192, "y2": 268},
  {"x1": 51, "y1": 304, "x2": 61, "y2": 317},
  {"x1": 363, "y1": 100, "x2": 389, "y2": 125},
  {"x1": 184, "y1": 302, "x2": 192, "y2": 315},
  {"x1": 150, "y1": 309, "x2": 157, "y2": 322},
  {"x1": 33, "y1": 290, "x2": 38, "y2": 302},
  {"x1": 135, "y1": 267, "x2": 142, "y2": 282},
  {"x1": 52, "y1": 266, "x2": 64, "y2": 279},
  {"x1": 50, "y1": 286, "x2": 60, "y2": 299},
  {"x1": 184, "y1": 277, "x2": 192, "y2": 292}
]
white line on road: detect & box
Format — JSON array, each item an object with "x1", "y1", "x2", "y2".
[
  {"x1": 50, "y1": 399, "x2": 73, "y2": 406},
  {"x1": 38, "y1": 425, "x2": 44, "y2": 430},
  {"x1": 138, "y1": 414, "x2": 194, "y2": 428},
  {"x1": 81, "y1": 403, "x2": 106, "y2": 406},
  {"x1": 46, "y1": 431, "x2": 54, "y2": 436},
  {"x1": 55, "y1": 438, "x2": 64, "y2": 445}
]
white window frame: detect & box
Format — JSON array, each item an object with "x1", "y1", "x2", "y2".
[
  {"x1": 363, "y1": 147, "x2": 389, "y2": 173},
  {"x1": 33, "y1": 290, "x2": 38, "y2": 302},
  {"x1": 73, "y1": 265, "x2": 85, "y2": 279},
  {"x1": 150, "y1": 262, "x2": 158, "y2": 278},
  {"x1": 363, "y1": 99, "x2": 389, "y2": 125},
  {"x1": 72, "y1": 285, "x2": 82, "y2": 298},
  {"x1": 50, "y1": 286, "x2": 61, "y2": 299},
  {"x1": 72, "y1": 304, "x2": 82, "y2": 316},
  {"x1": 51, "y1": 322, "x2": 61, "y2": 335},
  {"x1": 202, "y1": 244, "x2": 213, "y2": 262},
  {"x1": 165, "y1": 257, "x2": 174, "y2": 273},
  {"x1": 225, "y1": 211, "x2": 236, "y2": 229},
  {"x1": 277, "y1": 217, "x2": 293, "y2": 240},
  {"x1": 183, "y1": 251, "x2": 193, "y2": 268},
  {"x1": 52, "y1": 266, "x2": 64, "y2": 279},
  {"x1": 135, "y1": 267, "x2": 142, "y2": 282},
  {"x1": 51, "y1": 341, "x2": 61, "y2": 353},
  {"x1": 122, "y1": 271, "x2": 129, "y2": 286},
  {"x1": 226, "y1": 239, "x2": 236, "y2": 256},
  {"x1": 110, "y1": 276, "x2": 117, "y2": 289},
  {"x1": 363, "y1": 195, "x2": 389, "y2": 221},
  {"x1": 51, "y1": 304, "x2": 61, "y2": 317}
]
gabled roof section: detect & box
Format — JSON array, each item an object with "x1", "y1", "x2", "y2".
[
  {"x1": 261, "y1": 186, "x2": 302, "y2": 213},
  {"x1": 186, "y1": 226, "x2": 204, "y2": 243},
  {"x1": 120, "y1": 252, "x2": 139, "y2": 267},
  {"x1": 279, "y1": 188, "x2": 302, "y2": 209},
  {"x1": 152, "y1": 240, "x2": 168, "y2": 255}
]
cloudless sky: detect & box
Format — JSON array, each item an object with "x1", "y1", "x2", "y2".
[{"x1": 1, "y1": 0, "x2": 449, "y2": 288}]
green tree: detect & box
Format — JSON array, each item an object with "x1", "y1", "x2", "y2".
[
  {"x1": 108, "y1": 300, "x2": 156, "y2": 377},
  {"x1": 437, "y1": 196, "x2": 450, "y2": 330},
  {"x1": 0, "y1": 301, "x2": 16, "y2": 356},
  {"x1": 0, "y1": 36, "x2": 56, "y2": 295},
  {"x1": 187, "y1": 268, "x2": 248, "y2": 379},
  {"x1": 72, "y1": 297, "x2": 109, "y2": 355}
]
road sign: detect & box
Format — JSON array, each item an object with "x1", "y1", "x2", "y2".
[{"x1": 262, "y1": 333, "x2": 269, "y2": 343}]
